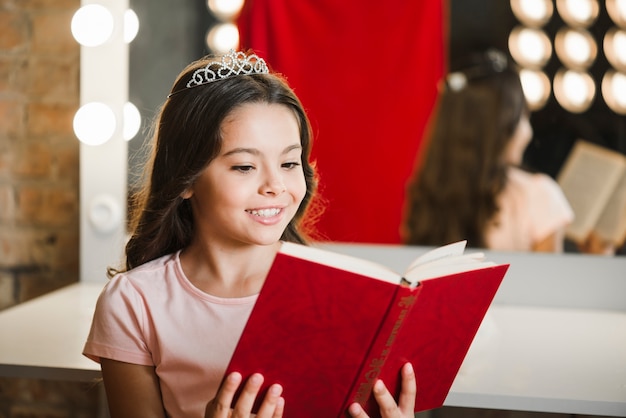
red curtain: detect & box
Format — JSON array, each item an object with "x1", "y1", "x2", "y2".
[{"x1": 238, "y1": 1, "x2": 446, "y2": 244}]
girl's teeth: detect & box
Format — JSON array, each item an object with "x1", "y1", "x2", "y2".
[{"x1": 249, "y1": 208, "x2": 280, "y2": 217}]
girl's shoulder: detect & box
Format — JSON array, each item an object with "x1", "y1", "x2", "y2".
[
  {"x1": 507, "y1": 166, "x2": 560, "y2": 194},
  {"x1": 105, "y1": 251, "x2": 182, "y2": 297},
  {"x1": 507, "y1": 166, "x2": 573, "y2": 217}
]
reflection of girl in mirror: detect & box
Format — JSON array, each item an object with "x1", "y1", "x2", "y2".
[{"x1": 402, "y1": 49, "x2": 574, "y2": 252}]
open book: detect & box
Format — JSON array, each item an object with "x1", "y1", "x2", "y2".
[
  {"x1": 557, "y1": 140, "x2": 626, "y2": 247},
  {"x1": 224, "y1": 241, "x2": 509, "y2": 417}
]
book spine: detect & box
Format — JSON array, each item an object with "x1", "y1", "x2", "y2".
[{"x1": 341, "y1": 285, "x2": 419, "y2": 414}]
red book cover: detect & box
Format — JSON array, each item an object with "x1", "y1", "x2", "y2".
[
  {"x1": 358, "y1": 266, "x2": 508, "y2": 416},
  {"x1": 224, "y1": 242, "x2": 508, "y2": 418}
]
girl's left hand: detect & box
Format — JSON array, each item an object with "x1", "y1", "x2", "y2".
[
  {"x1": 204, "y1": 372, "x2": 284, "y2": 418},
  {"x1": 347, "y1": 362, "x2": 416, "y2": 418}
]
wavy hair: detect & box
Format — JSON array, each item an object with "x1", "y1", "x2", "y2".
[
  {"x1": 402, "y1": 49, "x2": 528, "y2": 248},
  {"x1": 117, "y1": 53, "x2": 318, "y2": 275}
]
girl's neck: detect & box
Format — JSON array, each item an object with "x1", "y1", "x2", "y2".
[{"x1": 179, "y1": 241, "x2": 281, "y2": 298}]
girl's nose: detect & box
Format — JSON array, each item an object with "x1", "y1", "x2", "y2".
[{"x1": 260, "y1": 171, "x2": 286, "y2": 195}]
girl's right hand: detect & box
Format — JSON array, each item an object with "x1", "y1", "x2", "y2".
[
  {"x1": 347, "y1": 362, "x2": 417, "y2": 418},
  {"x1": 204, "y1": 372, "x2": 284, "y2": 418}
]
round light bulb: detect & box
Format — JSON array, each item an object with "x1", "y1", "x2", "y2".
[
  {"x1": 123, "y1": 102, "x2": 141, "y2": 141},
  {"x1": 208, "y1": 0, "x2": 245, "y2": 20},
  {"x1": 602, "y1": 71, "x2": 626, "y2": 114},
  {"x1": 73, "y1": 102, "x2": 117, "y2": 146},
  {"x1": 509, "y1": 27, "x2": 552, "y2": 68},
  {"x1": 124, "y1": 9, "x2": 140, "y2": 43},
  {"x1": 554, "y1": 69, "x2": 595, "y2": 112},
  {"x1": 556, "y1": 0, "x2": 599, "y2": 28},
  {"x1": 206, "y1": 23, "x2": 239, "y2": 53},
  {"x1": 607, "y1": 0, "x2": 626, "y2": 28},
  {"x1": 71, "y1": 4, "x2": 114, "y2": 47},
  {"x1": 511, "y1": 0, "x2": 553, "y2": 27},
  {"x1": 555, "y1": 28, "x2": 597, "y2": 70},
  {"x1": 604, "y1": 29, "x2": 626, "y2": 71},
  {"x1": 520, "y1": 69, "x2": 551, "y2": 110}
]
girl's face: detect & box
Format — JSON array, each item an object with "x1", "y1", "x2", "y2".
[
  {"x1": 503, "y1": 112, "x2": 533, "y2": 165},
  {"x1": 184, "y1": 102, "x2": 307, "y2": 248}
]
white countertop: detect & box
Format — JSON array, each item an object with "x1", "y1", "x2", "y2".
[
  {"x1": 0, "y1": 278, "x2": 625, "y2": 416},
  {"x1": 449, "y1": 304, "x2": 626, "y2": 416},
  {"x1": 0, "y1": 282, "x2": 102, "y2": 381}
]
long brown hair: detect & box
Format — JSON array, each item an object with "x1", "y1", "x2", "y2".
[
  {"x1": 402, "y1": 49, "x2": 528, "y2": 248},
  {"x1": 118, "y1": 53, "x2": 318, "y2": 275}
]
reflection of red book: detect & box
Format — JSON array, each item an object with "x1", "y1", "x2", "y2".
[{"x1": 224, "y1": 241, "x2": 509, "y2": 418}]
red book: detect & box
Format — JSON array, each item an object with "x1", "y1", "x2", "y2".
[{"x1": 224, "y1": 241, "x2": 508, "y2": 418}]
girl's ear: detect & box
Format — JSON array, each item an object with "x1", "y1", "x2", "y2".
[{"x1": 181, "y1": 189, "x2": 193, "y2": 199}]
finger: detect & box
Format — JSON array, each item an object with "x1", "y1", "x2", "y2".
[
  {"x1": 371, "y1": 379, "x2": 399, "y2": 417},
  {"x1": 272, "y1": 396, "x2": 285, "y2": 418},
  {"x1": 255, "y1": 383, "x2": 284, "y2": 418},
  {"x1": 205, "y1": 372, "x2": 242, "y2": 418},
  {"x1": 347, "y1": 402, "x2": 369, "y2": 418},
  {"x1": 396, "y1": 363, "x2": 417, "y2": 415},
  {"x1": 231, "y1": 373, "x2": 264, "y2": 417}
]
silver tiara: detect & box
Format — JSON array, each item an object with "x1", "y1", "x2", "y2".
[
  {"x1": 168, "y1": 50, "x2": 269, "y2": 97},
  {"x1": 188, "y1": 50, "x2": 268, "y2": 87},
  {"x1": 445, "y1": 50, "x2": 509, "y2": 92}
]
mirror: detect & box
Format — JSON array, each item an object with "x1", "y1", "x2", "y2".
[{"x1": 127, "y1": 0, "x2": 626, "y2": 256}]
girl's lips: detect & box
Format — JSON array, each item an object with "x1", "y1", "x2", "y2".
[{"x1": 245, "y1": 207, "x2": 285, "y2": 225}]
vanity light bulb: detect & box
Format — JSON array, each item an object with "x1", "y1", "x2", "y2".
[
  {"x1": 610, "y1": 73, "x2": 626, "y2": 108},
  {"x1": 511, "y1": 0, "x2": 553, "y2": 27},
  {"x1": 73, "y1": 102, "x2": 117, "y2": 146},
  {"x1": 602, "y1": 71, "x2": 626, "y2": 114},
  {"x1": 604, "y1": 29, "x2": 626, "y2": 72},
  {"x1": 123, "y1": 102, "x2": 141, "y2": 141},
  {"x1": 555, "y1": 28, "x2": 597, "y2": 70},
  {"x1": 509, "y1": 27, "x2": 552, "y2": 68},
  {"x1": 208, "y1": 0, "x2": 245, "y2": 20},
  {"x1": 206, "y1": 23, "x2": 239, "y2": 54},
  {"x1": 71, "y1": 4, "x2": 114, "y2": 47},
  {"x1": 556, "y1": 0, "x2": 599, "y2": 28},
  {"x1": 124, "y1": 9, "x2": 139, "y2": 43},
  {"x1": 520, "y1": 69, "x2": 550, "y2": 110},
  {"x1": 607, "y1": 0, "x2": 626, "y2": 28},
  {"x1": 554, "y1": 69, "x2": 595, "y2": 113}
]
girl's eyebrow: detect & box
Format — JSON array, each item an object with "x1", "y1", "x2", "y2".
[
  {"x1": 283, "y1": 144, "x2": 303, "y2": 154},
  {"x1": 222, "y1": 144, "x2": 302, "y2": 157}
]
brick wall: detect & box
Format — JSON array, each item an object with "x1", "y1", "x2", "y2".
[
  {"x1": 0, "y1": 0, "x2": 80, "y2": 310},
  {"x1": 0, "y1": 1, "x2": 103, "y2": 416}
]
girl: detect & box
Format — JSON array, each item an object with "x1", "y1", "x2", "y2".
[
  {"x1": 403, "y1": 49, "x2": 574, "y2": 252},
  {"x1": 83, "y1": 50, "x2": 416, "y2": 418}
]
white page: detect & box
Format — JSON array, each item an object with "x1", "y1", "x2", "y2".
[
  {"x1": 557, "y1": 140, "x2": 626, "y2": 243},
  {"x1": 404, "y1": 240, "x2": 467, "y2": 273},
  {"x1": 280, "y1": 241, "x2": 402, "y2": 284},
  {"x1": 280, "y1": 240, "x2": 482, "y2": 286},
  {"x1": 594, "y1": 170, "x2": 626, "y2": 245}
]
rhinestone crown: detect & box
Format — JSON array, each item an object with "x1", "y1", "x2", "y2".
[
  {"x1": 169, "y1": 50, "x2": 268, "y2": 98},
  {"x1": 187, "y1": 50, "x2": 268, "y2": 87}
]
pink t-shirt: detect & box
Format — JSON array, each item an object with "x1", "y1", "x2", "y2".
[
  {"x1": 83, "y1": 251, "x2": 257, "y2": 418},
  {"x1": 485, "y1": 167, "x2": 574, "y2": 251}
]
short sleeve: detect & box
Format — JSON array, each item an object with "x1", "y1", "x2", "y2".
[
  {"x1": 82, "y1": 275, "x2": 155, "y2": 366},
  {"x1": 528, "y1": 173, "x2": 575, "y2": 243}
]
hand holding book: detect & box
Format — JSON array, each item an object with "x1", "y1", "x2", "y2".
[
  {"x1": 209, "y1": 365, "x2": 417, "y2": 418},
  {"x1": 224, "y1": 241, "x2": 509, "y2": 418},
  {"x1": 347, "y1": 363, "x2": 417, "y2": 418},
  {"x1": 204, "y1": 372, "x2": 285, "y2": 418}
]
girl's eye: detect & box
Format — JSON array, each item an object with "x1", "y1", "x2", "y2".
[
  {"x1": 232, "y1": 165, "x2": 254, "y2": 173},
  {"x1": 282, "y1": 162, "x2": 301, "y2": 170}
]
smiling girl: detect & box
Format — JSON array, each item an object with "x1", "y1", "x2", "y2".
[{"x1": 83, "y1": 50, "x2": 415, "y2": 418}]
